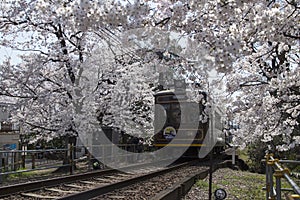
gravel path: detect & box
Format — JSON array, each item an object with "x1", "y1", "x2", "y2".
[{"x1": 93, "y1": 165, "x2": 209, "y2": 200}]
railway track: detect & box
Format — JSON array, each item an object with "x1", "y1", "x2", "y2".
[
  {"x1": 0, "y1": 159, "x2": 194, "y2": 200},
  {"x1": 0, "y1": 167, "x2": 119, "y2": 199},
  {"x1": 0, "y1": 157, "x2": 231, "y2": 200},
  {"x1": 92, "y1": 159, "x2": 231, "y2": 200}
]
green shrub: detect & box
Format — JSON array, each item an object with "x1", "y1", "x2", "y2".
[{"x1": 246, "y1": 139, "x2": 300, "y2": 173}]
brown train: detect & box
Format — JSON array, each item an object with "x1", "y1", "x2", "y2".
[{"x1": 153, "y1": 88, "x2": 226, "y2": 158}]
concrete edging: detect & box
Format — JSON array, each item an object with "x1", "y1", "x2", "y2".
[{"x1": 151, "y1": 160, "x2": 232, "y2": 200}]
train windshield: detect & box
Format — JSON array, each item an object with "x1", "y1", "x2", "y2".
[
  {"x1": 155, "y1": 102, "x2": 199, "y2": 125},
  {"x1": 180, "y1": 102, "x2": 199, "y2": 124}
]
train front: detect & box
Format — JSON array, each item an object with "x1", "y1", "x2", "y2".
[{"x1": 153, "y1": 89, "x2": 209, "y2": 157}]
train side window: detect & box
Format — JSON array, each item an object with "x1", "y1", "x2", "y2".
[
  {"x1": 172, "y1": 104, "x2": 180, "y2": 110},
  {"x1": 181, "y1": 103, "x2": 198, "y2": 123},
  {"x1": 171, "y1": 110, "x2": 181, "y2": 124},
  {"x1": 162, "y1": 104, "x2": 170, "y2": 110},
  {"x1": 157, "y1": 95, "x2": 174, "y2": 103}
]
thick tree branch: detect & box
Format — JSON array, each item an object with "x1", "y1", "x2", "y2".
[
  {"x1": 25, "y1": 121, "x2": 59, "y2": 132},
  {"x1": 239, "y1": 80, "x2": 269, "y2": 87},
  {"x1": 155, "y1": 17, "x2": 170, "y2": 27},
  {"x1": 283, "y1": 32, "x2": 300, "y2": 39}
]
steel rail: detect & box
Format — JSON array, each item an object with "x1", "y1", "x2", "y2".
[
  {"x1": 57, "y1": 161, "x2": 195, "y2": 200},
  {"x1": 0, "y1": 158, "x2": 183, "y2": 198},
  {"x1": 0, "y1": 168, "x2": 118, "y2": 197},
  {"x1": 150, "y1": 160, "x2": 231, "y2": 200}
]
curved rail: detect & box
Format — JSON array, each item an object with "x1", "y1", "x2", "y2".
[
  {"x1": 0, "y1": 158, "x2": 194, "y2": 199},
  {"x1": 58, "y1": 161, "x2": 193, "y2": 200},
  {"x1": 0, "y1": 168, "x2": 118, "y2": 198},
  {"x1": 150, "y1": 160, "x2": 231, "y2": 200}
]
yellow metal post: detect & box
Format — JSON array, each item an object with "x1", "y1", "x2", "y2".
[{"x1": 274, "y1": 169, "x2": 285, "y2": 200}]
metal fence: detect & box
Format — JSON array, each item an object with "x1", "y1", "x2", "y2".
[
  {"x1": 0, "y1": 143, "x2": 151, "y2": 184},
  {"x1": 0, "y1": 147, "x2": 72, "y2": 184},
  {"x1": 265, "y1": 154, "x2": 300, "y2": 200}
]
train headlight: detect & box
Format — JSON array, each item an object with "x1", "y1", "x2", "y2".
[{"x1": 163, "y1": 126, "x2": 176, "y2": 140}]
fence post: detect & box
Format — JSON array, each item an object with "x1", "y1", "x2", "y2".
[
  {"x1": 70, "y1": 145, "x2": 74, "y2": 175},
  {"x1": 270, "y1": 164, "x2": 275, "y2": 199},
  {"x1": 102, "y1": 145, "x2": 105, "y2": 166},
  {"x1": 266, "y1": 153, "x2": 272, "y2": 200},
  {"x1": 10, "y1": 151, "x2": 13, "y2": 171},
  {"x1": 10, "y1": 151, "x2": 14, "y2": 171},
  {"x1": 232, "y1": 146, "x2": 236, "y2": 165},
  {"x1": 274, "y1": 170, "x2": 283, "y2": 200},
  {"x1": 0, "y1": 152, "x2": 2, "y2": 184},
  {"x1": 87, "y1": 150, "x2": 91, "y2": 171},
  {"x1": 21, "y1": 146, "x2": 26, "y2": 169},
  {"x1": 21, "y1": 153, "x2": 25, "y2": 169},
  {"x1": 12, "y1": 151, "x2": 17, "y2": 171},
  {"x1": 31, "y1": 153, "x2": 35, "y2": 169},
  {"x1": 266, "y1": 161, "x2": 270, "y2": 200},
  {"x1": 266, "y1": 154, "x2": 276, "y2": 199},
  {"x1": 87, "y1": 146, "x2": 92, "y2": 171}
]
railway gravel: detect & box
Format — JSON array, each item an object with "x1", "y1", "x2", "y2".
[
  {"x1": 1, "y1": 171, "x2": 143, "y2": 200},
  {"x1": 93, "y1": 164, "x2": 209, "y2": 200}
]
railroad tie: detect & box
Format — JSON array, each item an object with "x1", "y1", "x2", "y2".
[
  {"x1": 107, "y1": 195, "x2": 126, "y2": 199},
  {"x1": 94, "y1": 178, "x2": 114, "y2": 182},
  {"x1": 64, "y1": 184, "x2": 84, "y2": 189},
  {"x1": 21, "y1": 193, "x2": 59, "y2": 199},
  {"x1": 79, "y1": 180, "x2": 97, "y2": 185},
  {"x1": 104, "y1": 175, "x2": 126, "y2": 180},
  {"x1": 45, "y1": 188, "x2": 77, "y2": 194}
]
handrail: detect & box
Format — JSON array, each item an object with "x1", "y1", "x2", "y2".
[{"x1": 265, "y1": 154, "x2": 300, "y2": 200}]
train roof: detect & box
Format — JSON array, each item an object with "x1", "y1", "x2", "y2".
[
  {"x1": 154, "y1": 89, "x2": 175, "y2": 96},
  {"x1": 154, "y1": 89, "x2": 199, "y2": 96},
  {"x1": 154, "y1": 89, "x2": 224, "y2": 113}
]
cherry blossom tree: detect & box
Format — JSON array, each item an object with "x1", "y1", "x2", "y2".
[
  {"x1": 0, "y1": 0, "x2": 155, "y2": 144},
  {"x1": 0, "y1": 0, "x2": 299, "y2": 152},
  {"x1": 134, "y1": 0, "x2": 299, "y2": 151}
]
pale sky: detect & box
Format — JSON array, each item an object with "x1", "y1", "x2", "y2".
[{"x1": 0, "y1": 46, "x2": 23, "y2": 64}]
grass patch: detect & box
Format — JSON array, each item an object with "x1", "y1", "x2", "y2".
[
  {"x1": 224, "y1": 172, "x2": 265, "y2": 199},
  {"x1": 195, "y1": 168, "x2": 294, "y2": 200},
  {"x1": 196, "y1": 179, "x2": 218, "y2": 189},
  {"x1": 6, "y1": 168, "x2": 56, "y2": 181},
  {"x1": 237, "y1": 148, "x2": 249, "y2": 163}
]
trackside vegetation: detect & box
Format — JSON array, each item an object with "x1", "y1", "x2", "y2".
[{"x1": 193, "y1": 168, "x2": 292, "y2": 200}]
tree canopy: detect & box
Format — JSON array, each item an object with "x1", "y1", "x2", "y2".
[{"x1": 0, "y1": 0, "x2": 299, "y2": 151}]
